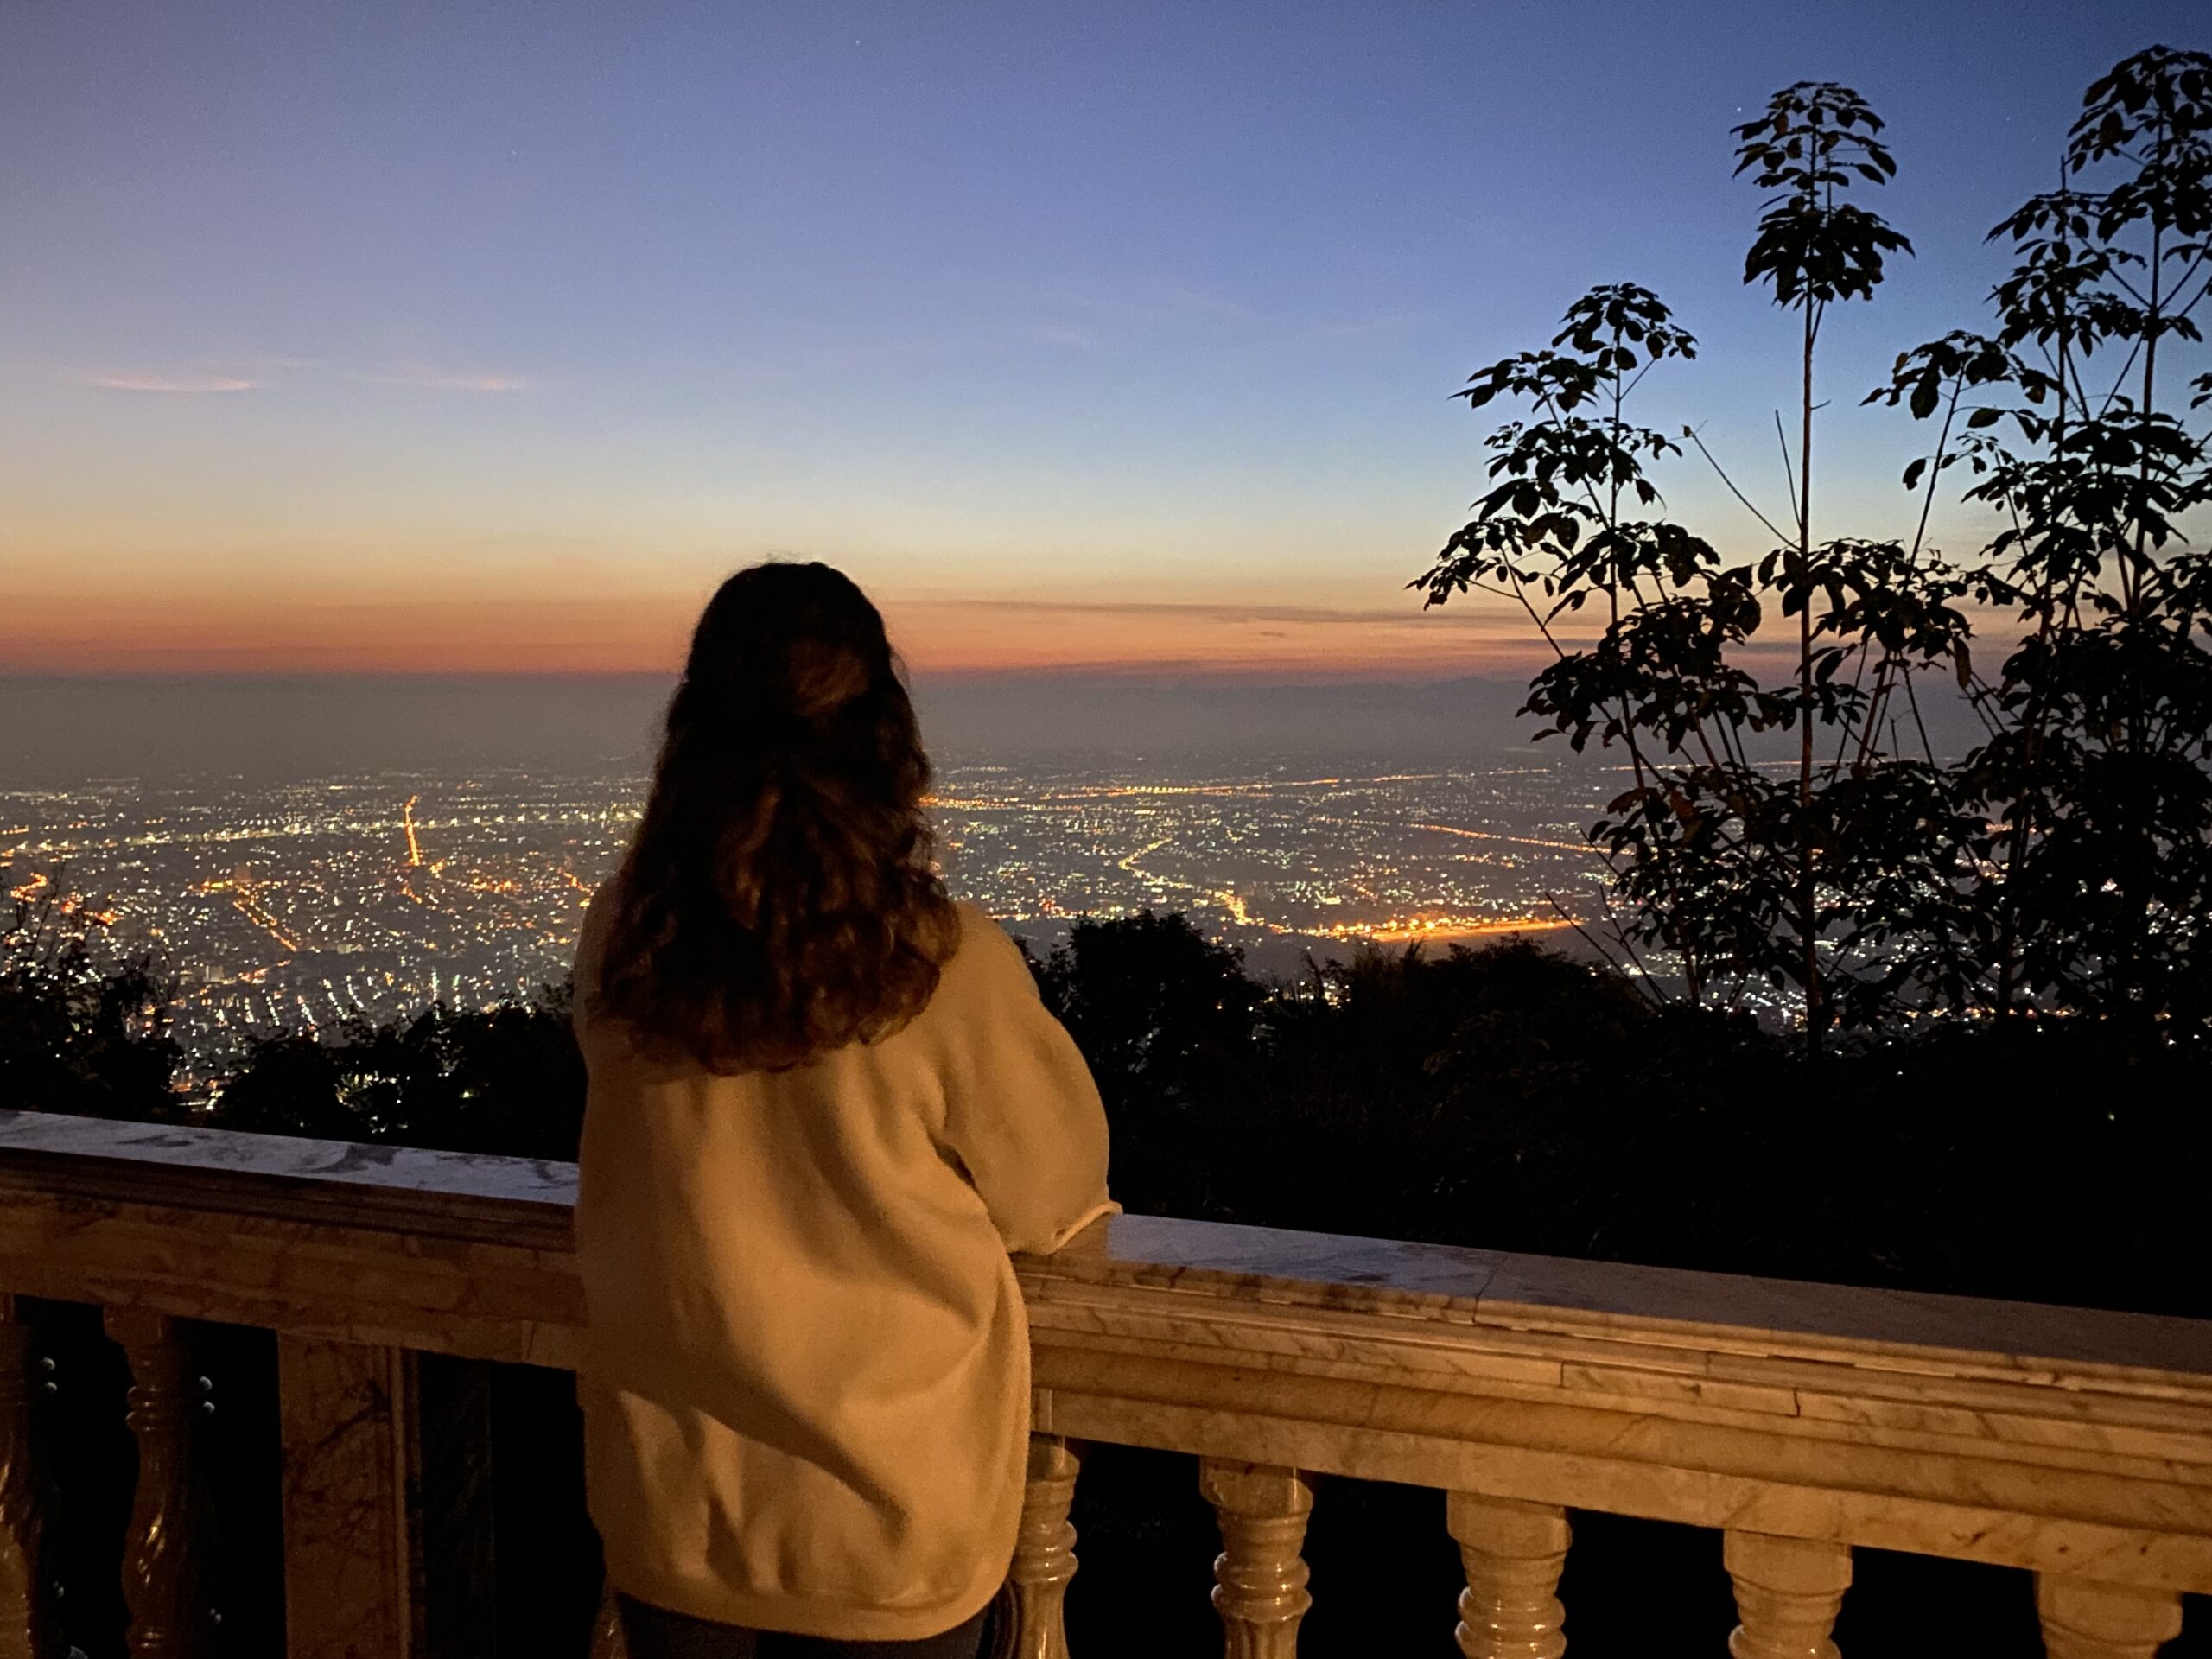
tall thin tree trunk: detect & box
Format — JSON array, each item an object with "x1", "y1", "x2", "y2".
[
  {"x1": 2134, "y1": 215, "x2": 2162, "y2": 624},
  {"x1": 1995, "y1": 184, "x2": 2074, "y2": 1021},
  {"x1": 1799, "y1": 302, "x2": 1821, "y2": 1058},
  {"x1": 2120, "y1": 213, "x2": 2163, "y2": 1020}
]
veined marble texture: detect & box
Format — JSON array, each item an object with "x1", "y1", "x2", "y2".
[
  {"x1": 4, "y1": 1109, "x2": 2212, "y2": 1595},
  {"x1": 0, "y1": 1109, "x2": 576, "y2": 1206}
]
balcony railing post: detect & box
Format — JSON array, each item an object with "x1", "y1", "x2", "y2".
[
  {"x1": 0, "y1": 1295, "x2": 45, "y2": 1659},
  {"x1": 277, "y1": 1335, "x2": 421, "y2": 1659},
  {"x1": 1198, "y1": 1459, "x2": 1313, "y2": 1659},
  {"x1": 1012, "y1": 1434, "x2": 1083, "y2": 1659},
  {"x1": 1724, "y1": 1531, "x2": 1851, "y2": 1659},
  {"x1": 2035, "y1": 1577, "x2": 2184, "y2": 1659},
  {"x1": 104, "y1": 1306, "x2": 200, "y2": 1659},
  {"x1": 1446, "y1": 1491, "x2": 1569, "y2": 1659}
]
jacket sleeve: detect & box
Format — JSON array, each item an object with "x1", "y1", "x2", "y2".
[{"x1": 938, "y1": 917, "x2": 1117, "y2": 1255}]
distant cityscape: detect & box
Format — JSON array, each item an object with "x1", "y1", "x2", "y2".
[{"x1": 0, "y1": 758, "x2": 1649, "y2": 1084}]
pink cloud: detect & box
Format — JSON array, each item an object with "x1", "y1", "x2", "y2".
[{"x1": 88, "y1": 372, "x2": 256, "y2": 392}]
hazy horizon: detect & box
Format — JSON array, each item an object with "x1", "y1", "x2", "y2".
[
  {"x1": 0, "y1": 671, "x2": 1554, "y2": 784},
  {"x1": 0, "y1": 667, "x2": 1994, "y2": 786}
]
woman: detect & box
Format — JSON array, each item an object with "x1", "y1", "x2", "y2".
[{"x1": 572, "y1": 562, "x2": 1115, "y2": 1658}]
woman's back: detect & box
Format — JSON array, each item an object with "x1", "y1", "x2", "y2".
[
  {"x1": 571, "y1": 563, "x2": 1111, "y2": 1649},
  {"x1": 574, "y1": 888, "x2": 1113, "y2": 1643}
]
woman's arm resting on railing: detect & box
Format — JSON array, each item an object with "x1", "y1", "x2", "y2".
[{"x1": 938, "y1": 917, "x2": 1116, "y2": 1255}]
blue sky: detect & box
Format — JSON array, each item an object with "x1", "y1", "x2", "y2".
[{"x1": 0, "y1": 0, "x2": 2198, "y2": 674}]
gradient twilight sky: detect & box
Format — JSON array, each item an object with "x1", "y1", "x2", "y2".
[{"x1": 1, "y1": 0, "x2": 2199, "y2": 679}]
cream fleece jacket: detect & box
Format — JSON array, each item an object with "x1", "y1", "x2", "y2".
[{"x1": 571, "y1": 892, "x2": 1115, "y2": 1641}]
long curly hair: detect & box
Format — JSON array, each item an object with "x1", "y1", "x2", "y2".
[{"x1": 593, "y1": 563, "x2": 960, "y2": 1072}]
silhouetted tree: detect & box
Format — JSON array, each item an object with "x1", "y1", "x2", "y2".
[
  {"x1": 213, "y1": 988, "x2": 584, "y2": 1159},
  {"x1": 1026, "y1": 910, "x2": 1262, "y2": 1211},
  {"x1": 1414, "y1": 49, "x2": 2212, "y2": 1048},
  {"x1": 1, "y1": 890, "x2": 181, "y2": 1120},
  {"x1": 1029, "y1": 912, "x2": 2209, "y2": 1319},
  {"x1": 1873, "y1": 46, "x2": 2212, "y2": 1033}
]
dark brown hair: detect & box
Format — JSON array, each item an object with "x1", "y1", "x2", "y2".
[{"x1": 593, "y1": 562, "x2": 959, "y2": 1071}]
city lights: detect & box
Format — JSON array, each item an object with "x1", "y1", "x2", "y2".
[{"x1": 0, "y1": 760, "x2": 1642, "y2": 1073}]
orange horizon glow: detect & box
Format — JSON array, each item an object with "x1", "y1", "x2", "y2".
[{"x1": 0, "y1": 580, "x2": 1560, "y2": 680}]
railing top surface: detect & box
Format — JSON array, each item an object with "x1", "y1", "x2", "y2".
[
  {"x1": 0, "y1": 1106, "x2": 575, "y2": 1247},
  {"x1": 3, "y1": 1108, "x2": 2209, "y2": 1389},
  {"x1": 1030, "y1": 1214, "x2": 2212, "y2": 1387}
]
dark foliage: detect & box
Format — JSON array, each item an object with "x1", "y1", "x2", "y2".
[
  {"x1": 1415, "y1": 48, "x2": 2212, "y2": 1051},
  {"x1": 210, "y1": 986, "x2": 586, "y2": 1160},
  {"x1": 2, "y1": 894, "x2": 183, "y2": 1123},
  {"x1": 1027, "y1": 917, "x2": 2211, "y2": 1322},
  {"x1": 1026, "y1": 911, "x2": 1263, "y2": 1212}
]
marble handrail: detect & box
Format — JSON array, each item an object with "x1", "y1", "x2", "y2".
[{"x1": 2, "y1": 1108, "x2": 2209, "y2": 1658}]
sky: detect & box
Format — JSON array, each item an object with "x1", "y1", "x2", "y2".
[{"x1": 1, "y1": 0, "x2": 2201, "y2": 681}]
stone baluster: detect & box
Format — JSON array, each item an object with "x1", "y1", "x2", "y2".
[
  {"x1": 277, "y1": 1336, "x2": 422, "y2": 1659},
  {"x1": 2036, "y1": 1577, "x2": 2184, "y2": 1659},
  {"x1": 1199, "y1": 1459, "x2": 1314, "y2": 1659},
  {"x1": 1725, "y1": 1531, "x2": 1850, "y2": 1659},
  {"x1": 104, "y1": 1306, "x2": 198, "y2": 1659},
  {"x1": 1011, "y1": 1435, "x2": 1083, "y2": 1659},
  {"x1": 0, "y1": 1295, "x2": 46, "y2": 1659},
  {"x1": 1447, "y1": 1491, "x2": 1569, "y2": 1659}
]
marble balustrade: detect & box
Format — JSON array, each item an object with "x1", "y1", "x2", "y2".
[{"x1": 0, "y1": 1108, "x2": 2207, "y2": 1657}]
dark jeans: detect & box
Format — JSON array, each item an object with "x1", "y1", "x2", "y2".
[{"x1": 616, "y1": 1594, "x2": 993, "y2": 1659}]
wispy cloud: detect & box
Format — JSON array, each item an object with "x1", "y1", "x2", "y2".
[
  {"x1": 87, "y1": 372, "x2": 256, "y2": 393},
  {"x1": 81, "y1": 359, "x2": 531, "y2": 394},
  {"x1": 357, "y1": 366, "x2": 533, "y2": 392},
  {"x1": 940, "y1": 596, "x2": 1529, "y2": 631}
]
